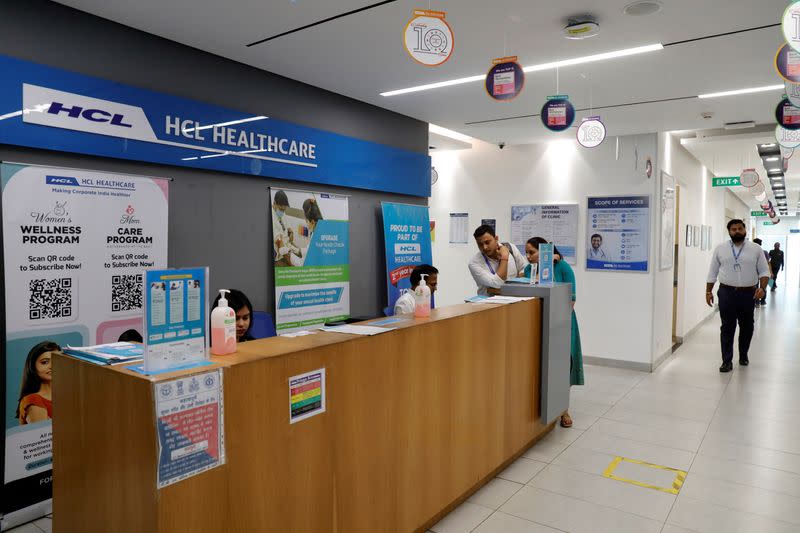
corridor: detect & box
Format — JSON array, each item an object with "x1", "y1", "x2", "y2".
[{"x1": 430, "y1": 284, "x2": 800, "y2": 533}]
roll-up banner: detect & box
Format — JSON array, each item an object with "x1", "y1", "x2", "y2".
[
  {"x1": 270, "y1": 188, "x2": 349, "y2": 333},
  {"x1": 381, "y1": 203, "x2": 433, "y2": 314},
  {"x1": 1, "y1": 163, "x2": 168, "y2": 529}
]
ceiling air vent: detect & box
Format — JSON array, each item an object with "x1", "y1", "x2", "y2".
[{"x1": 623, "y1": 1, "x2": 663, "y2": 16}]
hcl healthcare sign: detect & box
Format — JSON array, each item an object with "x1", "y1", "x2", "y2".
[{"x1": 0, "y1": 55, "x2": 431, "y2": 197}]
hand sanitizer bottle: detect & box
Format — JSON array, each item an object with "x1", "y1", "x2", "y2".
[
  {"x1": 210, "y1": 289, "x2": 236, "y2": 355},
  {"x1": 414, "y1": 276, "x2": 431, "y2": 318}
]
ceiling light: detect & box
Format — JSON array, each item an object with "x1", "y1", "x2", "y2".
[
  {"x1": 697, "y1": 85, "x2": 783, "y2": 99},
  {"x1": 381, "y1": 43, "x2": 664, "y2": 96},
  {"x1": 768, "y1": 169, "x2": 782, "y2": 173},
  {"x1": 429, "y1": 123, "x2": 473, "y2": 143},
  {"x1": 765, "y1": 156, "x2": 780, "y2": 162},
  {"x1": 761, "y1": 143, "x2": 777, "y2": 148}
]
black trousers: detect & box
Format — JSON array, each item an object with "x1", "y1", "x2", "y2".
[
  {"x1": 771, "y1": 271, "x2": 779, "y2": 289},
  {"x1": 718, "y1": 286, "x2": 755, "y2": 364}
]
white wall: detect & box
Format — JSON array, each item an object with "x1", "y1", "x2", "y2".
[
  {"x1": 430, "y1": 134, "x2": 658, "y2": 366},
  {"x1": 655, "y1": 134, "x2": 750, "y2": 351}
]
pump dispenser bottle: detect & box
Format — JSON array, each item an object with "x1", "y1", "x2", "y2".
[
  {"x1": 210, "y1": 289, "x2": 236, "y2": 355},
  {"x1": 414, "y1": 276, "x2": 431, "y2": 318}
]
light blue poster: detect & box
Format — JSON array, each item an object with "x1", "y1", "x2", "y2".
[
  {"x1": 381, "y1": 203, "x2": 433, "y2": 313},
  {"x1": 539, "y1": 244, "x2": 554, "y2": 285},
  {"x1": 144, "y1": 267, "x2": 208, "y2": 372},
  {"x1": 271, "y1": 188, "x2": 350, "y2": 332},
  {"x1": 586, "y1": 196, "x2": 650, "y2": 272}
]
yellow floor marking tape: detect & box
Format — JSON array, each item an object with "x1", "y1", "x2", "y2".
[{"x1": 602, "y1": 456, "x2": 687, "y2": 495}]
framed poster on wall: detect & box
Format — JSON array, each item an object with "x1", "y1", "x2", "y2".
[
  {"x1": 693, "y1": 226, "x2": 700, "y2": 247},
  {"x1": 510, "y1": 204, "x2": 579, "y2": 265},
  {"x1": 659, "y1": 172, "x2": 676, "y2": 270},
  {"x1": 685, "y1": 225, "x2": 692, "y2": 247},
  {"x1": 586, "y1": 195, "x2": 650, "y2": 272}
]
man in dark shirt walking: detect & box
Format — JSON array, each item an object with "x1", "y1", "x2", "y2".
[{"x1": 768, "y1": 242, "x2": 784, "y2": 291}]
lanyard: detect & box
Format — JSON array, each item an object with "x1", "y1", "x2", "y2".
[
  {"x1": 483, "y1": 254, "x2": 496, "y2": 275},
  {"x1": 730, "y1": 241, "x2": 744, "y2": 263}
]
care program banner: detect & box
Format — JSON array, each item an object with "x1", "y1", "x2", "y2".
[
  {"x1": 270, "y1": 188, "x2": 349, "y2": 332},
  {"x1": 381, "y1": 202, "x2": 432, "y2": 313},
  {"x1": 1, "y1": 163, "x2": 167, "y2": 526}
]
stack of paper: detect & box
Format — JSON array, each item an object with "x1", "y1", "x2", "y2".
[
  {"x1": 322, "y1": 324, "x2": 395, "y2": 336},
  {"x1": 468, "y1": 295, "x2": 535, "y2": 305},
  {"x1": 63, "y1": 342, "x2": 144, "y2": 366}
]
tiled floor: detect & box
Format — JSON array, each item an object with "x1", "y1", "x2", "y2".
[
  {"x1": 429, "y1": 285, "x2": 800, "y2": 533},
  {"x1": 6, "y1": 286, "x2": 798, "y2": 533}
]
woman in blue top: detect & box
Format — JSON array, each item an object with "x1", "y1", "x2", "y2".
[{"x1": 524, "y1": 237, "x2": 585, "y2": 428}]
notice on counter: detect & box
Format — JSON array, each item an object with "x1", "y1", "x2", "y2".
[
  {"x1": 144, "y1": 268, "x2": 208, "y2": 372},
  {"x1": 155, "y1": 369, "x2": 224, "y2": 489},
  {"x1": 289, "y1": 369, "x2": 326, "y2": 424},
  {"x1": 586, "y1": 196, "x2": 650, "y2": 272},
  {"x1": 449, "y1": 213, "x2": 469, "y2": 244},
  {"x1": 511, "y1": 204, "x2": 578, "y2": 264}
]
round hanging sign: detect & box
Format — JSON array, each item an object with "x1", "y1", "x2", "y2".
[
  {"x1": 540, "y1": 96, "x2": 575, "y2": 132},
  {"x1": 786, "y1": 80, "x2": 800, "y2": 107},
  {"x1": 485, "y1": 56, "x2": 524, "y2": 101},
  {"x1": 775, "y1": 124, "x2": 800, "y2": 148},
  {"x1": 739, "y1": 168, "x2": 759, "y2": 188},
  {"x1": 403, "y1": 10, "x2": 454, "y2": 67},
  {"x1": 783, "y1": 2, "x2": 800, "y2": 53},
  {"x1": 775, "y1": 98, "x2": 800, "y2": 130},
  {"x1": 775, "y1": 44, "x2": 800, "y2": 83},
  {"x1": 750, "y1": 180, "x2": 766, "y2": 198},
  {"x1": 576, "y1": 116, "x2": 606, "y2": 148}
]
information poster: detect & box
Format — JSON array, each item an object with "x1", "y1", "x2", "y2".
[
  {"x1": 270, "y1": 188, "x2": 349, "y2": 333},
  {"x1": 155, "y1": 369, "x2": 224, "y2": 488},
  {"x1": 659, "y1": 172, "x2": 676, "y2": 271},
  {"x1": 381, "y1": 203, "x2": 433, "y2": 312},
  {"x1": 586, "y1": 196, "x2": 650, "y2": 272},
  {"x1": 144, "y1": 268, "x2": 208, "y2": 372},
  {"x1": 510, "y1": 204, "x2": 578, "y2": 265},
  {"x1": 449, "y1": 212, "x2": 469, "y2": 243},
  {"x1": 289, "y1": 368, "x2": 326, "y2": 424},
  {"x1": 1, "y1": 163, "x2": 167, "y2": 524},
  {"x1": 539, "y1": 243, "x2": 554, "y2": 286}
]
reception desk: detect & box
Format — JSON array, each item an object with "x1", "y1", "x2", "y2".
[{"x1": 53, "y1": 300, "x2": 556, "y2": 532}]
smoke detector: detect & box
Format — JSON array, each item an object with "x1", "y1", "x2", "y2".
[
  {"x1": 701, "y1": 111, "x2": 714, "y2": 120},
  {"x1": 623, "y1": 0, "x2": 663, "y2": 16},
  {"x1": 563, "y1": 18, "x2": 600, "y2": 40}
]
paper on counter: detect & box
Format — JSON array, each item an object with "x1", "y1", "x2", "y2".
[
  {"x1": 322, "y1": 325, "x2": 396, "y2": 336},
  {"x1": 281, "y1": 330, "x2": 317, "y2": 338},
  {"x1": 470, "y1": 295, "x2": 535, "y2": 305}
]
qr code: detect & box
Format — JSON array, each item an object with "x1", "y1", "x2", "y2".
[
  {"x1": 112, "y1": 274, "x2": 143, "y2": 312},
  {"x1": 29, "y1": 278, "x2": 73, "y2": 320}
]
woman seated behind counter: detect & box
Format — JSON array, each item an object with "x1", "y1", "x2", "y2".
[
  {"x1": 211, "y1": 289, "x2": 255, "y2": 343},
  {"x1": 523, "y1": 237, "x2": 585, "y2": 428}
]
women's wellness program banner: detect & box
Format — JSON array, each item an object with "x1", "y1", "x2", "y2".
[
  {"x1": 270, "y1": 188, "x2": 349, "y2": 332},
  {"x1": 2, "y1": 163, "x2": 167, "y2": 524},
  {"x1": 381, "y1": 203, "x2": 432, "y2": 312}
]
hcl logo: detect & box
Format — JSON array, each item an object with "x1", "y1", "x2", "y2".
[
  {"x1": 395, "y1": 243, "x2": 421, "y2": 255},
  {"x1": 47, "y1": 102, "x2": 132, "y2": 128}
]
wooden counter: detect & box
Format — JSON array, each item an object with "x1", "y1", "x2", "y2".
[{"x1": 53, "y1": 301, "x2": 551, "y2": 533}]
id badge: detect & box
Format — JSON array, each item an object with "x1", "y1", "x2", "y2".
[{"x1": 734, "y1": 263, "x2": 742, "y2": 272}]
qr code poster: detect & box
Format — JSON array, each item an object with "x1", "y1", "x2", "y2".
[{"x1": 2, "y1": 163, "x2": 168, "y2": 515}]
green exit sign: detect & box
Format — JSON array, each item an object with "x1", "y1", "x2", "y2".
[
  {"x1": 712, "y1": 176, "x2": 741, "y2": 187},
  {"x1": 764, "y1": 221, "x2": 774, "y2": 226},
  {"x1": 751, "y1": 211, "x2": 767, "y2": 217}
]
